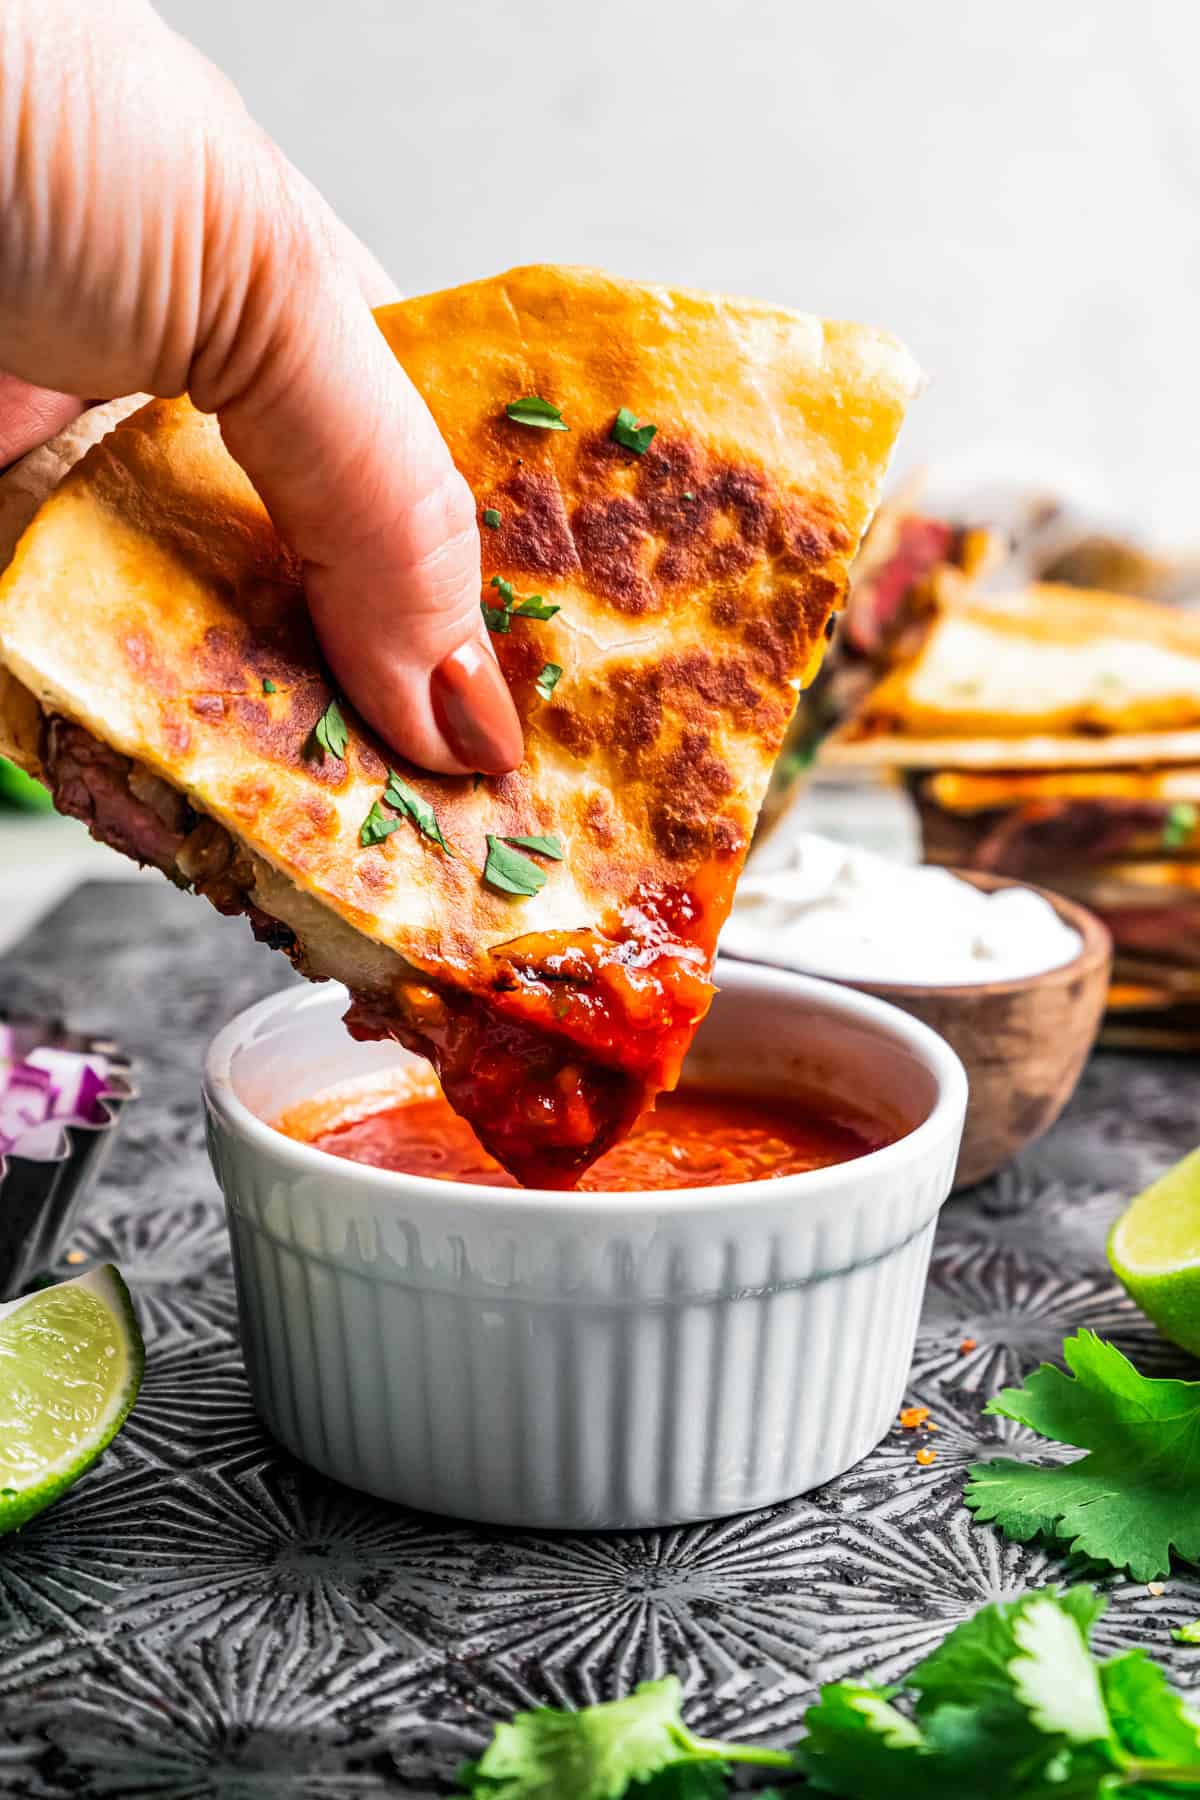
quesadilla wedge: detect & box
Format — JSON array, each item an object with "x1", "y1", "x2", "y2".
[
  {"x1": 825, "y1": 583, "x2": 1200, "y2": 768},
  {"x1": 916, "y1": 766, "x2": 1200, "y2": 868},
  {"x1": 0, "y1": 264, "x2": 918, "y2": 1186}
]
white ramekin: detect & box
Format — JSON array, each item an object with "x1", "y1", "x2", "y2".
[{"x1": 203, "y1": 961, "x2": 966, "y2": 1530}]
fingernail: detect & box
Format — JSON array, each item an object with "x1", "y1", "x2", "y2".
[{"x1": 431, "y1": 640, "x2": 524, "y2": 773}]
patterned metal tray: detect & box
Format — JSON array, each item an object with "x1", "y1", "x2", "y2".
[{"x1": 1, "y1": 880, "x2": 1198, "y2": 1799}]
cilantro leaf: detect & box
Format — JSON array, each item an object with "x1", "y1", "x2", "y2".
[
  {"x1": 902, "y1": 1588, "x2": 1112, "y2": 1792},
  {"x1": 309, "y1": 697, "x2": 348, "y2": 761},
  {"x1": 611, "y1": 406, "x2": 658, "y2": 456},
  {"x1": 1175, "y1": 1622, "x2": 1200, "y2": 1647},
  {"x1": 462, "y1": 1679, "x2": 683, "y2": 1798},
  {"x1": 505, "y1": 396, "x2": 568, "y2": 431},
  {"x1": 799, "y1": 1588, "x2": 1200, "y2": 1799},
  {"x1": 359, "y1": 800, "x2": 400, "y2": 847},
  {"x1": 798, "y1": 1685, "x2": 933, "y2": 1797},
  {"x1": 262, "y1": 678, "x2": 277, "y2": 694},
  {"x1": 965, "y1": 1331, "x2": 1200, "y2": 1579},
  {"x1": 483, "y1": 835, "x2": 549, "y2": 897},
  {"x1": 383, "y1": 772, "x2": 451, "y2": 853},
  {"x1": 481, "y1": 600, "x2": 513, "y2": 633},
  {"x1": 909, "y1": 1585, "x2": 1107, "y2": 1713},
  {"x1": 458, "y1": 1676, "x2": 791, "y2": 1799},
  {"x1": 635, "y1": 1771, "x2": 730, "y2": 1799},
  {"x1": 461, "y1": 1590, "x2": 1200, "y2": 1800},
  {"x1": 511, "y1": 595, "x2": 560, "y2": 621},
  {"x1": 535, "y1": 662, "x2": 563, "y2": 700},
  {"x1": 1164, "y1": 803, "x2": 1198, "y2": 849},
  {"x1": 1101, "y1": 1649, "x2": 1200, "y2": 1764},
  {"x1": 483, "y1": 575, "x2": 561, "y2": 634},
  {"x1": 1009, "y1": 1594, "x2": 1112, "y2": 1747},
  {"x1": 503, "y1": 833, "x2": 564, "y2": 860},
  {"x1": 483, "y1": 508, "x2": 502, "y2": 529}
]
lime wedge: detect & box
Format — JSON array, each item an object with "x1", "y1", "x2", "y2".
[
  {"x1": 1109, "y1": 1148, "x2": 1200, "y2": 1357},
  {"x1": 0, "y1": 1265, "x2": 143, "y2": 1532}
]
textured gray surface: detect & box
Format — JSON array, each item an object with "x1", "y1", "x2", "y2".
[{"x1": 0, "y1": 879, "x2": 1198, "y2": 1797}]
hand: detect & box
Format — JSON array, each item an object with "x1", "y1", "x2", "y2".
[{"x1": 0, "y1": 0, "x2": 523, "y2": 775}]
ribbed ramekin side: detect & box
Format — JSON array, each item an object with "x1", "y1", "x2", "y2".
[{"x1": 218, "y1": 1142, "x2": 951, "y2": 1528}]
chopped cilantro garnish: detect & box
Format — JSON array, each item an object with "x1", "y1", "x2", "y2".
[
  {"x1": 482, "y1": 575, "x2": 560, "y2": 632},
  {"x1": 359, "y1": 800, "x2": 400, "y2": 847},
  {"x1": 505, "y1": 396, "x2": 568, "y2": 431},
  {"x1": 682, "y1": 490, "x2": 696, "y2": 500},
  {"x1": 310, "y1": 697, "x2": 348, "y2": 761},
  {"x1": 262, "y1": 678, "x2": 277, "y2": 695},
  {"x1": 504, "y1": 832, "x2": 564, "y2": 860},
  {"x1": 511, "y1": 594, "x2": 560, "y2": 621},
  {"x1": 535, "y1": 662, "x2": 563, "y2": 700},
  {"x1": 611, "y1": 405, "x2": 657, "y2": 456},
  {"x1": 483, "y1": 508, "x2": 502, "y2": 529},
  {"x1": 384, "y1": 772, "x2": 452, "y2": 853},
  {"x1": 483, "y1": 835, "x2": 549, "y2": 897}
]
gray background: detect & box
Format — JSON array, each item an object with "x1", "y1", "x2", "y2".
[{"x1": 157, "y1": 0, "x2": 1200, "y2": 545}]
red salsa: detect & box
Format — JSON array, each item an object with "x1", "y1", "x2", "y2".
[{"x1": 282, "y1": 1076, "x2": 890, "y2": 1192}]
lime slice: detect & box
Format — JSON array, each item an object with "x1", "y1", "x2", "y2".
[
  {"x1": 1109, "y1": 1148, "x2": 1200, "y2": 1357},
  {"x1": 0, "y1": 1265, "x2": 143, "y2": 1532}
]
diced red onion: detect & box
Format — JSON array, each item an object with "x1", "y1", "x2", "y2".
[{"x1": 0, "y1": 1044, "x2": 113, "y2": 1161}]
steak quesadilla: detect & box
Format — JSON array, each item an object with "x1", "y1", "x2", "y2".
[
  {"x1": 0, "y1": 264, "x2": 918, "y2": 1184},
  {"x1": 825, "y1": 583, "x2": 1200, "y2": 767},
  {"x1": 822, "y1": 577, "x2": 1200, "y2": 1029}
]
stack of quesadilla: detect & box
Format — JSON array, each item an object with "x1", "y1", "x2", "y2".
[
  {"x1": 0, "y1": 264, "x2": 918, "y2": 1181},
  {"x1": 825, "y1": 581, "x2": 1200, "y2": 1043}
]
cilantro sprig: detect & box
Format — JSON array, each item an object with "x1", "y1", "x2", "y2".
[
  {"x1": 457, "y1": 1676, "x2": 792, "y2": 1798},
  {"x1": 482, "y1": 576, "x2": 561, "y2": 634},
  {"x1": 965, "y1": 1331, "x2": 1200, "y2": 1580},
  {"x1": 535, "y1": 661, "x2": 563, "y2": 700},
  {"x1": 458, "y1": 1592, "x2": 1200, "y2": 1798},
  {"x1": 800, "y1": 1587, "x2": 1200, "y2": 1798}
]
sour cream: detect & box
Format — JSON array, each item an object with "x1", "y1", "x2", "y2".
[{"x1": 723, "y1": 833, "x2": 1083, "y2": 986}]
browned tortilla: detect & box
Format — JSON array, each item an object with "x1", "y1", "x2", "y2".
[{"x1": 0, "y1": 265, "x2": 918, "y2": 1182}]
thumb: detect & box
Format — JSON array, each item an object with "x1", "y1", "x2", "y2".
[{"x1": 191, "y1": 150, "x2": 522, "y2": 776}]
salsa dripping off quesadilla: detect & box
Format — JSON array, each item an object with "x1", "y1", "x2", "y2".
[{"x1": 0, "y1": 265, "x2": 919, "y2": 1185}]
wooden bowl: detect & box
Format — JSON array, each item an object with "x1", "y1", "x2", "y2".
[{"x1": 839, "y1": 872, "x2": 1112, "y2": 1189}]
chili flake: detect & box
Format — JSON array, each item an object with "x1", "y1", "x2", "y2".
[
  {"x1": 915, "y1": 1447, "x2": 938, "y2": 1467},
  {"x1": 899, "y1": 1406, "x2": 930, "y2": 1430},
  {"x1": 959, "y1": 1337, "x2": 978, "y2": 1354}
]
